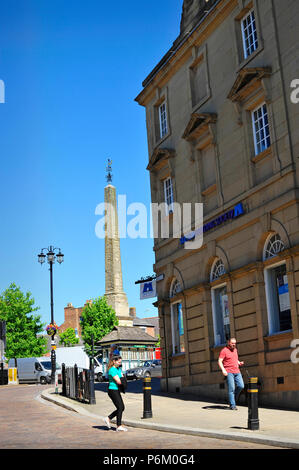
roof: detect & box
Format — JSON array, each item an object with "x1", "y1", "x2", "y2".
[
  {"x1": 136, "y1": 0, "x2": 221, "y2": 96},
  {"x1": 143, "y1": 317, "x2": 160, "y2": 329},
  {"x1": 133, "y1": 317, "x2": 156, "y2": 327},
  {"x1": 97, "y1": 326, "x2": 158, "y2": 346}
]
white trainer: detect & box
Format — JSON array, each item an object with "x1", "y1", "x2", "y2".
[
  {"x1": 103, "y1": 417, "x2": 111, "y2": 429},
  {"x1": 116, "y1": 426, "x2": 128, "y2": 432}
]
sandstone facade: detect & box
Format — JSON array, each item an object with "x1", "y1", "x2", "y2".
[{"x1": 136, "y1": 0, "x2": 299, "y2": 408}]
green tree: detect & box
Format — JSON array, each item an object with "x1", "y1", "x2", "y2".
[
  {"x1": 0, "y1": 283, "x2": 47, "y2": 360},
  {"x1": 80, "y1": 296, "x2": 118, "y2": 354},
  {"x1": 59, "y1": 328, "x2": 79, "y2": 347}
]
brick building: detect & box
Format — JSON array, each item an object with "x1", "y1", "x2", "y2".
[
  {"x1": 136, "y1": 0, "x2": 299, "y2": 408},
  {"x1": 59, "y1": 301, "x2": 90, "y2": 338},
  {"x1": 59, "y1": 303, "x2": 159, "y2": 339}
]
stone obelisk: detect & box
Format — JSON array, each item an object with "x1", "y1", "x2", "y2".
[{"x1": 104, "y1": 160, "x2": 133, "y2": 327}]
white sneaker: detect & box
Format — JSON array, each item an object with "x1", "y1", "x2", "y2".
[
  {"x1": 103, "y1": 417, "x2": 111, "y2": 429},
  {"x1": 116, "y1": 426, "x2": 128, "y2": 432}
]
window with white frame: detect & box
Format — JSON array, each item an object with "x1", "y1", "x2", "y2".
[
  {"x1": 263, "y1": 234, "x2": 291, "y2": 334},
  {"x1": 252, "y1": 103, "x2": 271, "y2": 155},
  {"x1": 171, "y1": 301, "x2": 185, "y2": 354},
  {"x1": 241, "y1": 9, "x2": 258, "y2": 59},
  {"x1": 210, "y1": 259, "x2": 230, "y2": 346},
  {"x1": 170, "y1": 279, "x2": 181, "y2": 298},
  {"x1": 211, "y1": 285, "x2": 231, "y2": 346},
  {"x1": 159, "y1": 101, "x2": 168, "y2": 138},
  {"x1": 263, "y1": 233, "x2": 285, "y2": 260},
  {"x1": 210, "y1": 258, "x2": 226, "y2": 283},
  {"x1": 163, "y1": 176, "x2": 174, "y2": 214},
  {"x1": 264, "y1": 262, "x2": 292, "y2": 334},
  {"x1": 170, "y1": 279, "x2": 185, "y2": 354}
]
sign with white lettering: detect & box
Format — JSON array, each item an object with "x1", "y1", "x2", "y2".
[
  {"x1": 140, "y1": 279, "x2": 156, "y2": 300},
  {"x1": 180, "y1": 202, "x2": 245, "y2": 245}
]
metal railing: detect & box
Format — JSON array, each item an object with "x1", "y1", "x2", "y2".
[{"x1": 61, "y1": 363, "x2": 95, "y2": 404}]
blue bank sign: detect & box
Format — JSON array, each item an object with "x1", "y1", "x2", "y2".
[
  {"x1": 140, "y1": 279, "x2": 157, "y2": 300},
  {"x1": 180, "y1": 202, "x2": 245, "y2": 245}
]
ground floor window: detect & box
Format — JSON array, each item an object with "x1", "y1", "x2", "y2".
[
  {"x1": 171, "y1": 302, "x2": 185, "y2": 354},
  {"x1": 212, "y1": 285, "x2": 231, "y2": 346},
  {"x1": 265, "y1": 263, "x2": 292, "y2": 334}
]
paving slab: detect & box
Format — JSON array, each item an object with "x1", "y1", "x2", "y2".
[{"x1": 41, "y1": 383, "x2": 299, "y2": 449}]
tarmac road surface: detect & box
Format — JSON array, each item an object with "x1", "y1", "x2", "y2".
[{"x1": 0, "y1": 384, "x2": 284, "y2": 450}]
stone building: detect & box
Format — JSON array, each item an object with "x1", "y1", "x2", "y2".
[{"x1": 135, "y1": 0, "x2": 299, "y2": 408}]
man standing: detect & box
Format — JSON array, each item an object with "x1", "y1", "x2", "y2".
[{"x1": 218, "y1": 338, "x2": 244, "y2": 410}]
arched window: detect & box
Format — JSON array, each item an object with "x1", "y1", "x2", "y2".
[
  {"x1": 263, "y1": 234, "x2": 292, "y2": 333},
  {"x1": 263, "y1": 233, "x2": 285, "y2": 261},
  {"x1": 210, "y1": 259, "x2": 230, "y2": 346},
  {"x1": 169, "y1": 279, "x2": 184, "y2": 354},
  {"x1": 170, "y1": 279, "x2": 181, "y2": 298},
  {"x1": 210, "y1": 258, "x2": 226, "y2": 282}
]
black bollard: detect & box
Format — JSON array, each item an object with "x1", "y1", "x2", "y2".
[
  {"x1": 247, "y1": 376, "x2": 259, "y2": 430},
  {"x1": 142, "y1": 376, "x2": 153, "y2": 419}
]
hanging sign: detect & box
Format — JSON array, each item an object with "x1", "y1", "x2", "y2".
[{"x1": 140, "y1": 279, "x2": 156, "y2": 300}]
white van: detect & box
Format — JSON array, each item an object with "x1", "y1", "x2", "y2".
[
  {"x1": 8, "y1": 357, "x2": 60, "y2": 384},
  {"x1": 55, "y1": 346, "x2": 103, "y2": 382},
  {"x1": 37, "y1": 357, "x2": 62, "y2": 383}
]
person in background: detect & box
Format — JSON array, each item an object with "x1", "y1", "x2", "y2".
[
  {"x1": 218, "y1": 337, "x2": 244, "y2": 410},
  {"x1": 103, "y1": 355, "x2": 127, "y2": 432},
  {"x1": 109, "y1": 344, "x2": 120, "y2": 360}
]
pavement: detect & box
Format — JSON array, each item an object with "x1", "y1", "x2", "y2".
[{"x1": 40, "y1": 379, "x2": 299, "y2": 449}]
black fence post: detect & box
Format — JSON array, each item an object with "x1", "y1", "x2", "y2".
[
  {"x1": 247, "y1": 376, "x2": 259, "y2": 430},
  {"x1": 74, "y1": 364, "x2": 78, "y2": 400},
  {"x1": 142, "y1": 376, "x2": 153, "y2": 419},
  {"x1": 61, "y1": 363, "x2": 66, "y2": 396},
  {"x1": 89, "y1": 335, "x2": 96, "y2": 404}
]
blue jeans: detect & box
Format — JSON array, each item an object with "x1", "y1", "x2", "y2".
[{"x1": 227, "y1": 373, "x2": 244, "y2": 407}]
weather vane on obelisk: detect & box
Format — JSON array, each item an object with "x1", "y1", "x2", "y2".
[{"x1": 106, "y1": 158, "x2": 113, "y2": 184}]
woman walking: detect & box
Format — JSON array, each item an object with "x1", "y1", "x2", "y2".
[{"x1": 103, "y1": 355, "x2": 127, "y2": 432}]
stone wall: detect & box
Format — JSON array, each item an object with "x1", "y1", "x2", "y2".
[{"x1": 137, "y1": 0, "x2": 299, "y2": 408}]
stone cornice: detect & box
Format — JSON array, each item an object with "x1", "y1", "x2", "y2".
[
  {"x1": 227, "y1": 67, "x2": 272, "y2": 103},
  {"x1": 182, "y1": 112, "x2": 217, "y2": 142},
  {"x1": 135, "y1": 0, "x2": 236, "y2": 107},
  {"x1": 147, "y1": 147, "x2": 176, "y2": 172}
]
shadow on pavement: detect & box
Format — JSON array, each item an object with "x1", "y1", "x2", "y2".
[
  {"x1": 202, "y1": 405, "x2": 229, "y2": 410},
  {"x1": 94, "y1": 378, "x2": 230, "y2": 407},
  {"x1": 230, "y1": 426, "x2": 249, "y2": 430}
]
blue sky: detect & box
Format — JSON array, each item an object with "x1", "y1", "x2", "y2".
[{"x1": 0, "y1": 0, "x2": 182, "y2": 329}]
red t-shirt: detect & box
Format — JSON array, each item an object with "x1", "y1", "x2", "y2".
[{"x1": 219, "y1": 347, "x2": 240, "y2": 374}]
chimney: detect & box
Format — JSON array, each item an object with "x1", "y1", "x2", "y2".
[{"x1": 129, "y1": 307, "x2": 136, "y2": 318}]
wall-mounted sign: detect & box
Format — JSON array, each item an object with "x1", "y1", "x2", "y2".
[
  {"x1": 140, "y1": 279, "x2": 156, "y2": 300},
  {"x1": 180, "y1": 202, "x2": 245, "y2": 245}
]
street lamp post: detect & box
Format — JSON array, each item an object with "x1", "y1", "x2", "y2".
[{"x1": 38, "y1": 246, "x2": 64, "y2": 384}]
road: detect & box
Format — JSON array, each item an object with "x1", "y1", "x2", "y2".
[{"x1": 0, "y1": 384, "x2": 282, "y2": 450}]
